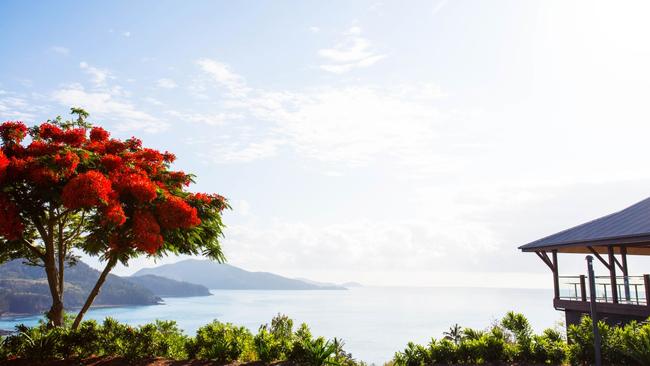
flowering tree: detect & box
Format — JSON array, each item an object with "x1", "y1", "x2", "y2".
[{"x1": 0, "y1": 109, "x2": 229, "y2": 328}]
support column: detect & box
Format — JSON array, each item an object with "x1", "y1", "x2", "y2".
[
  {"x1": 552, "y1": 250, "x2": 560, "y2": 300},
  {"x1": 621, "y1": 246, "x2": 630, "y2": 302},
  {"x1": 607, "y1": 246, "x2": 619, "y2": 304},
  {"x1": 580, "y1": 275, "x2": 587, "y2": 301}
]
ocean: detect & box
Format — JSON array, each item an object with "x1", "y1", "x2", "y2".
[{"x1": 0, "y1": 286, "x2": 560, "y2": 364}]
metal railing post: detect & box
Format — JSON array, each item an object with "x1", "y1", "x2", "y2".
[
  {"x1": 580, "y1": 275, "x2": 587, "y2": 301},
  {"x1": 643, "y1": 275, "x2": 650, "y2": 306}
]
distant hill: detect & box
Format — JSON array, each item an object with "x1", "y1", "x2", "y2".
[
  {"x1": 127, "y1": 275, "x2": 211, "y2": 297},
  {"x1": 341, "y1": 281, "x2": 363, "y2": 288},
  {"x1": 133, "y1": 260, "x2": 346, "y2": 290},
  {"x1": 0, "y1": 259, "x2": 161, "y2": 316},
  {"x1": 296, "y1": 278, "x2": 362, "y2": 288}
]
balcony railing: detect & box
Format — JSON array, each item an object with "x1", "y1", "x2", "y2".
[{"x1": 558, "y1": 275, "x2": 650, "y2": 306}]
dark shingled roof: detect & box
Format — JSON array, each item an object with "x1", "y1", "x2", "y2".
[{"x1": 519, "y1": 197, "x2": 650, "y2": 252}]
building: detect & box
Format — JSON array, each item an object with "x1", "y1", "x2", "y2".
[{"x1": 519, "y1": 197, "x2": 650, "y2": 326}]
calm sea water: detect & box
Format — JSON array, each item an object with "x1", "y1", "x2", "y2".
[{"x1": 0, "y1": 287, "x2": 560, "y2": 364}]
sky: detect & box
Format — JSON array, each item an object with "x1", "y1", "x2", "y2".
[{"x1": 1, "y1": 0, "x2": 650, "y2": 288}]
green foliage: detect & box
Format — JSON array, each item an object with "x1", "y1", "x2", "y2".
[
  {"x1": 187, "y1": 320, "x2": 255, "y2": 362},
  {"x1": 393, "y1": 313, "x2": 568, "y2": 366},
  {"x1": 566, "y1": 316, "x2": 650, "y2": 366},
  {"x1": 254, "y1": 313, "x2": 296, "y2": 362},
  {"x1": 620, "y1": 320, "x2": 650, "y2": 365},
  {"x1": 442, "y1": 323, "x2": 462, "y2": 345},
  {"x1": 531, "y1": 328, "x2": 567, "y2": 365},
  {"x1": 300, "y1": 336, "x2": 340, "y2": 366}
]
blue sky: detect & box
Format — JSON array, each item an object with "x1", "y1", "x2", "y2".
[{"x1": 2, "y1": 0, "x2": 650, "y2": 287}]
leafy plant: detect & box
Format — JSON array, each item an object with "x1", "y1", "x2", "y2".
[
  {"x1": 187, "y1": 320, "x2": 254, "y2": 362},
  {"x1": 301, "y1": 336, "x2": 340, "y2": 366},
  {"x1": 443, "y1": 323, "x2": 462, "y2": 345}
]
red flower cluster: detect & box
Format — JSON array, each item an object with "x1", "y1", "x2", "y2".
[
  {"x1": 54, "y1": 151, "x2": 80, "y2": 178},
  {"x1": 102, "y1": 201, "x2": 126, "y2": 226},
  {"x1": 0, "y1": 193, "x2": 23, "y2": 240},
  {"x1": 39, "y1": 123, "x2": 64, "y2": 140},
  {"x1": 111, "y1": 169, "x2": 158, "y2": 203},
  {"x1": 100, "y1": 154, "x2": 122, "y2": 171},
  {"x1": 190, "y1": 193, "x2": 228, "y2": 211},
  {"x1": 0, "y1": 150, "x2": 9, "y2": 181},
  {"x1": 90, "y1": 127, "x2": 110, "y2": 142},
  {"x1": 62, "y1": 171, "x2": 113, "y2": 209},
  {"x1": 156, "y1": 195, "x2": 201, "y2": 229},
  {"x1": 0, "y1": 119, "x2": 224, "y2": 254},
  {"x1": 0, "y1": 121, "x2": 28, "y2": 144},
  {"x1": 132, "y1": 210, "x2": 163, "y2": 254}
]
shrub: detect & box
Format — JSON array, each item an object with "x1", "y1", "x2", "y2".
[
  {"x1": 2, "y1": 324, "x2": 66, "y2": 361},
  {"x1": 254, "y1": 326, "x2": 282, "y2": 362},
  {"x1": 289, "y1": 322, "x2": 314, "y2": 361},
  {"x1": 300, "y1": 336, "x2": 340, "y2": 366},
  {"x1": 428, "y1": 338, "x2": 457, "y2": 364},
  {"x1": 531, "y1": 328, "x2": 567, "y2": 365},
  {"x1": 566, "y1": 315, "x2": 641, "y2": 366},
  {"x1": 620, "y1": 320, "x2": 650, "y2": 365},
  {"x1": 187, "y1": 320, "x2": 254, "y2": 362},
  {"x1": 254, "y1": 313, "x2": 295, "y2": 362},
  {"x1": 501, "y1": 311, "x2": 533, "y2": 361}
]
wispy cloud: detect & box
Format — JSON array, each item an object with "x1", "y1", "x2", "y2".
[
  {"x1": 195, "y1": 57, "x2": 449, "y2": 168},
  {"x1": 318, "y1": 27, "x2": 386, "y2": 74},
  {"x1": 196, "y1": 58, "x2": 250, "y2": 97},
  {"x1": 52, "y1": 84, "x2": 167, "y2": 132},
  {"x1": 79, "y1": 61, "x2": 112, "y2": 86},
  {"x1": 156, "y1": 78, "x2": 178, "y2": 89}
]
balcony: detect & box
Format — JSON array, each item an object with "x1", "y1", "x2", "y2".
[{"x1": 554, "y1": 274, "x2": 650, "y2": 318}]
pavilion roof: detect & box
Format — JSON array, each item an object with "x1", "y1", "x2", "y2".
[{"x1": 519, "y1": 197, "x2": 650, "y2": 255}]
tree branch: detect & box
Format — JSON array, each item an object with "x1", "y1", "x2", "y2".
[
  {"x1": 21, "y1": 239, "x2": 45, "y2": 261},
  {"x1": 72, "y1": 255, "x2": 118, "y2": 329}
]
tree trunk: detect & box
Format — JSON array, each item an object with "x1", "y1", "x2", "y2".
[
  {"x1": 43, "y1": 239, "x2": 63, "y2": 327},
  {"x1": 72, "y1": 256, "x2": 117, "y2": 330}
]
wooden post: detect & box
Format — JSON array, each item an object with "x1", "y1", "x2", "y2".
[
  {"x1": 580, "y1": 275, "x2": 587, "y2": 301},
  {"x1": 607, "y1": 246, "x2": 618, "y2": 304},
  {"x1": 552, "y1": 250, "x2": 560, "y2": 300},
  {"x1": 621, "y1": 246, "x2": 631, "y2": 302},
  {"x1": 643, "y1": 275, "x2": 650, "y2": 306}
]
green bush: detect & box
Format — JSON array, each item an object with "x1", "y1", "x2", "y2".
[
  {"x1": 289, "y1": 322, "x2": 314, "y2": 361},
  {"x1": 531, "y1": 328, "x2": 567, "y2": 365},
  {"x1": 299, "y1": 336, "x2": 340, "y2": 366},
  {"x1": 428, "y1": 338, "x2": 457, "y2": 364},
  {"x1": 2, "y1": 324, "x2": 66, "y2": 361},
  {"x1": 254, "y1": 313, "x2": 295, "y2": 362},
  {"x1": 187, "y1": 320, "x2": 254, "y2": 362},
  {"x1": 620, "y1": 320, "x2": 650, "y2": 365}
]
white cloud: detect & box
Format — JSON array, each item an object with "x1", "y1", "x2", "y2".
[
  {"x1": 196, "y1": 58, "x2": 250, "y2": 97},
  {"x1": 198, "y1": 137, "x2": 284, "y2": 163},
  {"x1": 309, "y1": 26, "x2": 320, "y2": 33},
  {"x1": 0, "y1": 96, "x2": 36, "y2": 120},
  {"x1": 221, "y1": 217, "x2": 499, "y2": 285},
  {"x1": 156, "y1": 78, "x2": 178, "y2": 89},
  {"x1": 166, "y1": 110, "x2": 241, "y2": 126},
  {"x1": 79, "y1": 61, "x2": 112, "y2": 86},
  {"x1": 52, "y1": 84, "x2": 167, "y2": 132},
  {"x1": 195, "y1": 58, "x2": 450, "y2": 168},
  {"x1": 50, "y1": 46, "x2": 70, "y2": 55},
  {"x1": 318, "y1": 27, "x2": 386, "y2": 73},
  {"x1": 122, "y1": 31, "x2": 131, "y2": 37}
]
